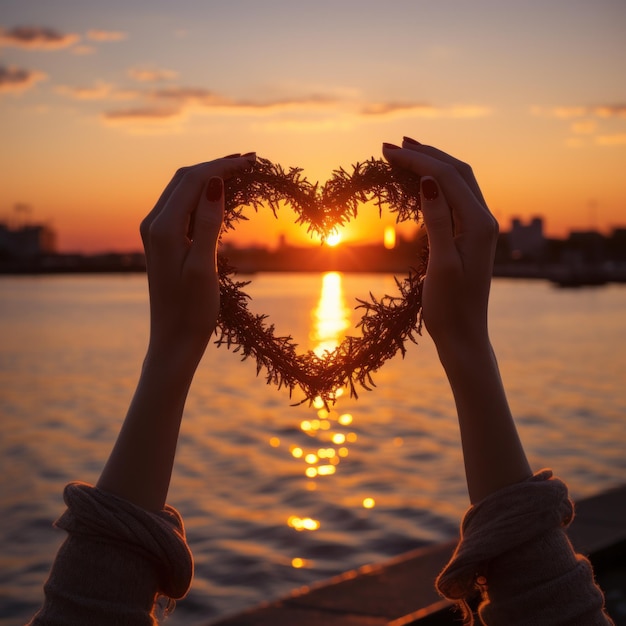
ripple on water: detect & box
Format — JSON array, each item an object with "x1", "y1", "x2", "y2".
[{"x1": 1, "y1": 276, "x2": 625, "y2": 625}]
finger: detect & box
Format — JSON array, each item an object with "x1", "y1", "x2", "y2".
[
  {"x1": 189, "y1": 177, "x2": 224, "y2": 257},
  {"x1": 401, "y1": 137, "x2": 488, "y2": 209},
  {"x1": 155, "y1": 153, "x2": 256, "y2": 240},
  {"x1": 142, "y1": 162, "x2": 213, "y2": 235},
  {"x1": 419, "y1": 177, "x2": 458, "y2": 267},
  {"x1": 143, "y1": 153, "x2": 255, "y2": 232},
  {"x1": 140, "y1": 166, "x2": 191, "y2": 253},
  {"x1": 383, "y1": 144, "x2": 488, "y2": 236}
]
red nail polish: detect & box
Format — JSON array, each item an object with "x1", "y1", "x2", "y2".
[
  {"x1": 383, "y1": 142, "x2": 401, "y2": 150},
  {"x1": 421, "y1": 178, "x2": 439, "y2": 201},
  {"x1": 403, "y1": 136, "x2": 421, "y2": 146},
  {"x1": 206, "y1": 177, "x2": 223, "y2": 202},
  {"x1": 224, "y1": 153, "x2": 241, "y2": 159}
]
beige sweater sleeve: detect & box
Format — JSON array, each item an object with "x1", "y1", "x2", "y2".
[
  {"x1": 29, "y1": 482, "x2": 193, "y2": 625},
  {"x1": 436, "y1": 470, "x2": 614, "y2": 625}
]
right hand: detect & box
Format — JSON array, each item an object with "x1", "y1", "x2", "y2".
[{"x1": 382, "y1": 139, "x2": 498, "y2": 354}]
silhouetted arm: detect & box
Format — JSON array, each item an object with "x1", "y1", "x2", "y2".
[
  {"x1": 383, "y1": 139, "x2": 613, "y2": 625},
  {"x1": 97, "y1": 154, "x2": 256, "y2": 511},
  {"x1": 383, "y1": 139, "x2": 531, "y2": 503},
  {"x1": 30, "y1": 153, "x2": 256, "y2": 625}
]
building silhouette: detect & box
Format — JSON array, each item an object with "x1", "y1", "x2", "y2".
[{"x1": 0, "y1": 223, "x2": 56, "y2": 259}]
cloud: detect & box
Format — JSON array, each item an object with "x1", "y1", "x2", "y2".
[
  {"x1": 0, "y1": 26, "x2": 79, "y2": 49},
  {"x1": 56, "y1": 82, "x2": 113, "y2": 100},
  {"x1": 571, "y1": 120, "x2": 597, "y2": 134},
  {"x1": 86, "y1": 29, "x2": 127, "y2": 42},
  {"x1": 149, "y1": 86, "x2": 229, "y2": 105},
  {"x1": 128, "y1": 67, "x2": 179, "y2": 83},
  {"x1": 595, "y1": 133, "x2": 626, "y2": 146},
  {"x1": 101, "y1": 106, "x2": 186, "y2": 133},
  {"x1": 551, "y1": 106, "x2": 588, "y2": 119},
  {"x1": 533, "y1": 104, "x2": 626, "y2": 148},
  {"x1": 146, "y1": 87, "x2": 337, "y2": 111},
  {"x1": 56, "y1": 80, "x2": 138, "y2": 101},
  {"x1": 93, "y1": 82, "x2": 490, "y2": 133},
  {"x1": 0, "y1": 65, "x2": 46, "y2": 93},
  {"x1": 101, "y1": 88, "x2": 338, "y2": 124},
  {"x1": 103, "y1": 106, "x2": 181, "y2": 121},
  {"x1": 71, "y1": 45, "x2": 96, "y2": 55},
  {"x1": 594, "y1": 105, "x2": 626, "y2": 119},
  {"x1": 361, "y1": 102, "x2": 434, "y2": 116},
  {"x1": 360, "y1": 101, "x2": 492, "y2": 119},
  {"x1": 533, "y1": 104, "x2": 626, "y2": 119}
]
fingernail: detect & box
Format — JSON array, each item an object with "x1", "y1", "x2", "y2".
[
  {"x1": 403, "y1": 136, "x2": 421, "y2": 146},
  {"x1": 382, "y1": 142, "x2": 401, "y2": 150},
  {"x1": 242, "y1": 151, "x2": 256, "y2": 161},
  {"x1": 224, "y1": 153, "x2": 241, "y2": 159},
  {"x1": 206, "y1": 177, "x2": 223, "y2": 202},
  {"x1": 421, "y1": 178, "x2": 439, "y2": 201}
]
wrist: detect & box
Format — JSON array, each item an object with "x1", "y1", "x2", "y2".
[
  {"x1": 143, "y1": 341, "x2": 204, "y2": 385},
  {"x1": 435, "y1": 333, "x2": 496, "y2": 383},
  {"x1": 433, "y1": 326, "x2": 491, "y2": 363}
]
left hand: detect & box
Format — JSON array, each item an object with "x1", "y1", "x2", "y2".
[{"x1": 140, "y1": 153, "x2": 256, "y2": 368}]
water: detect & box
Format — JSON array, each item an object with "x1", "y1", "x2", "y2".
[{"x1": 1, "y1": 273, "x2": 625, "y2": 625}]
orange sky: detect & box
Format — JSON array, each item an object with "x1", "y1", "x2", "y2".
[{"x1": 1, "y1": 1, "x2": 625, "y2": 252}]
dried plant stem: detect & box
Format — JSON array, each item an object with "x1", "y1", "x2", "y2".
[{"x1": 215, "y1": 157, "x2": 426, "y2": 403}]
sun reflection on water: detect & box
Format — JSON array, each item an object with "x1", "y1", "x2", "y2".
[
  {"x1": 309, "y1": 272, "x2": 351, "y2": 357},
  {"x1": 265, "y1": 272, "x2": 379, "y2": 566}
]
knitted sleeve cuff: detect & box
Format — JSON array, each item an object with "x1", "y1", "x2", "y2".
[
  {"x1": 435, "y1": 470, "x2": 613, "y2": 625},
  {"x1": 435, "y1": 469, "x2": 571, "y2": 600},
  {"x1": 55, "y1": 481, "x2": 193, "y2": 599}
]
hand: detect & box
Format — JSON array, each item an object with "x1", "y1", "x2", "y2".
[
  {"x1": 383, "y1": 139, "x2": 531, "y2": 504},
  {"x1": 140, "y1": 153, "x2": 256, "y2": 368},
  {"x1": 383, "y1": 139, "x2": 497, "y2": 355}
]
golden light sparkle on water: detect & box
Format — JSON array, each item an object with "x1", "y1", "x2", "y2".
[
  {"x1": 288, "y1": 516, "x2": 321, "y2": 531},
  {"x1": 331, "y1": 433, "x2": 346, "y2": 445},
  {"x1": 318, "y1": 465, "x2": 336, "y2": 476},
  {"x1": 312, "y1": 396, "x2": 325, "y2": 409}
]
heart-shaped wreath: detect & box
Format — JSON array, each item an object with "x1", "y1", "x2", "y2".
[{"x1": 216, "y1": 157, "x2": 427, "y2": 404}]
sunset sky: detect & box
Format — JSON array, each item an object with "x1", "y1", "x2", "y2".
[{"x1": 1, "y1": 0, "x2": 625, "y2": 252}]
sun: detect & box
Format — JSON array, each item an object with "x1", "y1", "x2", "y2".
[{"x1": 326, "y1": 232, "x2": 342, "y2": 247}]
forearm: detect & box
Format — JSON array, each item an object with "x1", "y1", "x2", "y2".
[
  {"x1": 436, "y1": 337, "x2": 532, "y2": 504},
  {"x1": 96, "y1": 350, "x2": 198, "y2": 512}
]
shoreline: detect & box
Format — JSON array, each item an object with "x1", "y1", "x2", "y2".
[{"x1": 1, "y1": 255, "x2": 626, "y2": 288}]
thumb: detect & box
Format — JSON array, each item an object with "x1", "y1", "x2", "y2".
[
  {"x1": 190, "y1": 176, "x2": 224, "y2": 254},
  {"x1": 420, "y1": 177, "x2": 456, "y2": 262}
]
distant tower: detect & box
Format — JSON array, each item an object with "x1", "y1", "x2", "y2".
[
  {"x1": 14, "y1": 203, "x2": 32, "y2": 227},
  {"x1": 0, "y1": 223, "x2": 56, "y2": 258},
  {"x1": 508, "y1": 217, "x2": 546, "y2": 260}
]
